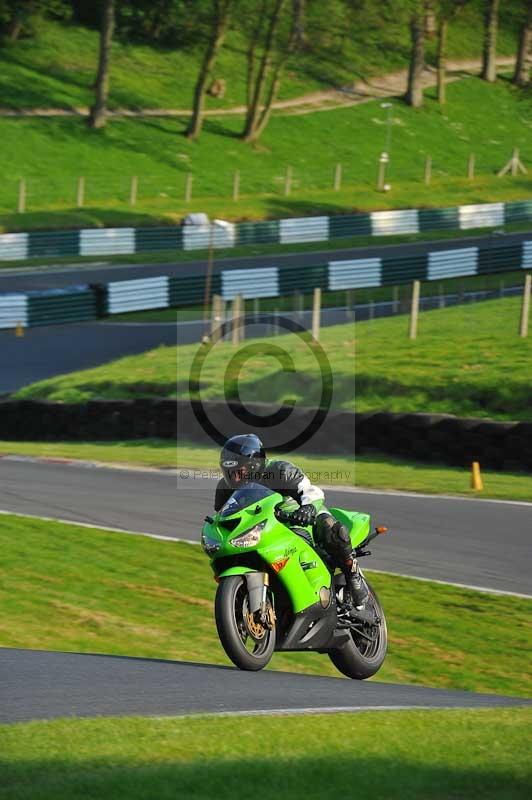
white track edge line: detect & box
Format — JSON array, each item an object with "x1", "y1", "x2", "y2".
[
  {"x1": 1, "y1": 507, "x2": 530, "y2": 600},
  {"x1": 151, "y1": 704, "x2": 530, "y2": 719},
  {"x1": 0, "y1": 508, "x2": 196, "y2": 546}
]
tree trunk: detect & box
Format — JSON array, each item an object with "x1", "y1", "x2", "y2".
[
  {"x1": 482, "y1": 0, "x2": 500, "y2": 82},
  {"x1": 406, "y1": 10, "x2": 425, "y2": 107},
  {"x1": 242, "y1": 0, "x2": 286, "y2": 142},
  {"x1": 437, "y1": 17, "x2": 448, "y2": 104},
  {"x1": 7, "y1": 15, "x2": 24, "y2": 42},
  {"x1": 293, "y1": 0, "x2": 307, "y2": 49},
  {"x1": 245, "y1": 4, "x2": 267, "y2": 109},
  {"x1": 186, "y1": 1, "x2": 230, "y2": 140},
  {"x1": 88, "y1": 0, "x2": 115, "y2": 130},
  {"x1": 513, "y1": 1, "x2": 532, "y2": 87}
]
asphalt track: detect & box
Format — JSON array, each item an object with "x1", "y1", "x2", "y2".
[
  {"x1": 0, "y1": 321, "x2": 178, "y2": 394},
  {"x1": 0, "y1": 308, "x2": 355, "y2": 394},
  {"x1": 1, "y1": 230, "x2": 528, "y2": 292},
  {"x1": 1, "y1": 459, "x2": 530, "y2": 594},
  {"x1": 1, "y1": 648, "x2": 529, "y2": 724}
]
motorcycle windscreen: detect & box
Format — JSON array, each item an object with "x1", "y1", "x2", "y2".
[{"x1": 219, "y1": 483, "x2": 275, "y2": 518}]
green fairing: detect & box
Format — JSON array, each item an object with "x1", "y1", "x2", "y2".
[{"x1": 202, "y1": 487, "x2": 371, "y2": 614}]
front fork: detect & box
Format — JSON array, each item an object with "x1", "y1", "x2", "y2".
[{"x1": 244, "y1": 571, "x2": 275, "y2": 630}]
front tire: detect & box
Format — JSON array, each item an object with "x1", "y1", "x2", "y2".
[
  {"x1": 329, "y1": 578, "x2": 387, "y2": 679},
  {"x1": 215, "y1": 575, "x2": 276, "y2": 671}
]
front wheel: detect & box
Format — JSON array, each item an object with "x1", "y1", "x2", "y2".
[
  {"x1": 328, "y1": 578, "x2": 387, "y2": 679},
  {"x1": 215, "y1": 575, "x2": 276, "y2": 671}
]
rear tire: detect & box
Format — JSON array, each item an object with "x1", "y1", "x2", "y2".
[
  {"x1": 215, "y1": 575, "x2": 276, "y2": 671},
  {"x1": 329, "y1": 578, "x2": 387, "y2": 679}
]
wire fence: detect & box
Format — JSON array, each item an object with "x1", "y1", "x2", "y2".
[{"x1": 3, "y1": 148, "x2": 530, "y2": 214}]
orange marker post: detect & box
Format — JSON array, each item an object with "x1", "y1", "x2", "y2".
[{"x1": 471, "y1": 461, "x2": 483, "y2": 491}]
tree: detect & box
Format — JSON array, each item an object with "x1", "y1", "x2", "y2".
[
  {"x1": 481, "y1": 0, "x2": 500, "y2": 82},
  {"x1": 241, "y1": 0, "x2": 297, "y2": 142},
  {"x1": 435, "y1": 1, "x2": 468, "y2": 104},
  {"x1": 88, "y1": 0, "x2": 115, "y2": 130},
  {"x1": 0, "y1": 0, "x2": 70, "y2": 41},
  {"x1": 186, "y1": 0, "x2": 233, "y2": 141},
  {"x1": 513, "y1": 0, "x2": 532, "y2": 87},
  {"x1": 406, "y1": 2, "x2": 425, "y2": 107}
]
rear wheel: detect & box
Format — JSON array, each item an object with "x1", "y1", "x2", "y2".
[
  {"x1": 215, "y1": 575, "x2": 276, "y2": 671},
  {"x1": 328, "y1": 578, "x2": 387, "y2": 679}
]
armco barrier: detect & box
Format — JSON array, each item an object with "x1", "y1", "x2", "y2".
[
  {"x1": 0, "y1": 400, "x2": 529, "y2": 472},
  {"x1": 1, "y1": 199, "x2": 531, "y2": 263},
  {"x1": 1, "y1": 236, "x2": 531, "y2": 328}
]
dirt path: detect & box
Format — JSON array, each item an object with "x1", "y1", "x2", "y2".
[{"x1": 0, "y1": 56, "x2": 515, "y2": 119}]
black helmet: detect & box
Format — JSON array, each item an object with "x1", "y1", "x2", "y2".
[{"x1": 220, "y1": 434, "x2": 266, "y2": 489}]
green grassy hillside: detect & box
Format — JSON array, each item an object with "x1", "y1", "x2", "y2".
[
  {"x1": 15, "y1": 297, "x2": 532, "y2": 422},
  {"x1": 0, "y1": 5, "x2": 530, "y2": 232},
  {"x1": 0, "y1": 10, "x2": 520, "y2": 112}
]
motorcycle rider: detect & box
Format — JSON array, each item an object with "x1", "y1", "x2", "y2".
[{"x1": 214, "y1": 433, "x2": 368, "y2": 608}]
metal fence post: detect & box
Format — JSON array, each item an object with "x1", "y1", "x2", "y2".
[{"x1": 377, "y1": 152, "x2": 389, "y2": 191}]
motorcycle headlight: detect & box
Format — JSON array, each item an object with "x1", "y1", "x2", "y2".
[
  {"x1": 202, "y1": 532, "x2": 221, "y2": 556},
  {"x1": 230, "y1": 520, "x2": 267, "y2": 548}
]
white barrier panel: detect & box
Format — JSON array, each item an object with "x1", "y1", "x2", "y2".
[
  {"x1": 107, "y1": 276, "x2": 169, "y2": 313},
  {"x1": 371, "y1": 209, "x2": 419, "y2": 236},
  {"x1": 0, "y1": 232, "x2": 29, "y2": 261},
  {"x1": 328, "y1": 258, "x2": 382, "y2": 290},
  {"x1": 522, "y1": 241, "x2": 532, "y2": 268},
  {"x1": 428, "y1": 247, "x2": 478, "y2": 280},
  {"x1": 80, "y1": 228, "x2": 135, "y2": 256},
  {"x1": 458, "y1": 202, "x2": 504, "y2": 230},
  {"x1": 279, "y1": 217, "x2": 329, "y2": 244},
  {"x1": 183, "y1": 220, "x2": 236, "y2": 251},
  {"x1": 222, "y1": 267, "x2": 279, "y2": 300},
  {"x1": 0, "y1": 294, "x2": 28, "y2": 328}
]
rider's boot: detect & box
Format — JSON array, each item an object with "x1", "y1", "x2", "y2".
[{"x1": 344, "y1": 556, "x2": 368, "y2": 608}]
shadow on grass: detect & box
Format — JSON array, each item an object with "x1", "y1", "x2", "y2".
[
  {"x1": 264, "y1": 196, "x2": 359, "y2": 218},
  {"x1": 1, "y1": 755, "x2": 528, "y2": 800},
  {"x1": 0, "y1": 208, "x2": 172, "y2": 233}
]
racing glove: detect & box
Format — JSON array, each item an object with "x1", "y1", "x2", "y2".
[{"x1": 291, "y1": 504, "x2": 317, "y2": 527}]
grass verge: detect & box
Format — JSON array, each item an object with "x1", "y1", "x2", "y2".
[
  {"x1": 1, "y1": 441, "x2": 531, "y2": 502},
  {"x1": 0, "y1": 513, "x2": 530, "y2": 696},
  {"x1": 1, "y1": 78, "x2": 531, "y2": 225},
  {"x1": 14, "y1": 297, "x2": 532, "y2": 422},
  {"x1": 2, "y1": 709, "x2": 532, "y2": 800}
]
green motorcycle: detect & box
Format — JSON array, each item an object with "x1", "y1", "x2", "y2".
[{"x1": 201, "y1": 482, "x2": 388, "y2": 679}]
